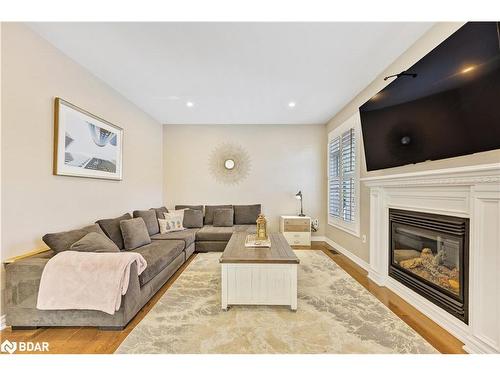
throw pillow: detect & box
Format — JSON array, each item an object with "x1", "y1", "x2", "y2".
[
  {"x1": 175, "y1": 205, "x2": 203, "y2": 212},
  {"x1": 42, "y1": 224, "x2": 106, "y2": 253},
  {"x1": 119, "y1": 217, "x2": 152, "y2": 251},
  {"x1": 95, "y1": 213, "x2": 132, "y2": 250},
  {"x1": 150, "y1": 206, "x2": 168, "y2": 219},
  {"x1": 159, "y1": 213, "x2": 185, "y2": 234},
  {"x1": 133, "y1": 209, "x2": 160, "y2": 236},
  {"x1": 70, "y1": 232, "x2": 120, "y2": 253},
  {"x1": 204, "y1": 205, "x2": 233, "y2": 225},
  {"x1": 164, "y1": 209, "x2": 187, "y2": 221},
  {"x1": 213, "y1": 208, "x2": 234, "y2": 227},
  {"x1": 183, "y1": 209, "x2": 204, "y2": 228}
]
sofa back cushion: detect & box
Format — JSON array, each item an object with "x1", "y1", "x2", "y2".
[
  {"x1": 175, "y1": 205, "x2": 204, "y2": 212},
  {"x1": 150, "y1": 206, "x2": 168, "y2": 219},
  {"x1": 183, "y1": 209, "x2": 204, "y2": 228},
  {"x1": 120, "y1": 217, "x2": 152, "y2": 250},
  {"x1": 234, "y1": 204, "x2": 261, "y2": 224},
  {"x1": 96, "y1": 213, "x2": 132, "y2": 250},
  {"x1": 133, "y1": 209, "x2": 159, "y2": 236},
  {"x1": 204, "y1": 205, "x2": 233, "y2": 225},
  {"x1": 70, "y1": 232, "x2": 120, "y2": 253},
  {"x1": 213, "y1": 208, "x2": 234, "y2": 227},
  {"x1": 42, "y1": 224, "x2": 105, "y2": 253}
]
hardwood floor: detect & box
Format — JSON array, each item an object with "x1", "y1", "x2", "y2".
[{"x1": 0, "y1": 242, "x2": 465, "y2": 354}]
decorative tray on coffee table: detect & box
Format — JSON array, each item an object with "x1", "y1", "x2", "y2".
[{"x1": 245, "y1": 234, "x2": 271, "y2": 248}]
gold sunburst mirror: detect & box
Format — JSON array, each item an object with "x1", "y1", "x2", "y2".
[{"x1": 209, "y1": 143, "x2": 251, "y2": 185}]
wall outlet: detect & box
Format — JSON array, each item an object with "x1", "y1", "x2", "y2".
[
  {"x1": 362, "y1": 234, "x2": 367, "y2": 243},
  {"x1": 312, "y1": 219, "x2": 319, "y2": 227}
]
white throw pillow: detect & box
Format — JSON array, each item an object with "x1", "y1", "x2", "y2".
[
  {"x1": 164, "y1": 209, "x2": 187, "y2": 222},
  {"x1": 159, "y1": 214, "x2": 185, "y2": 234}
]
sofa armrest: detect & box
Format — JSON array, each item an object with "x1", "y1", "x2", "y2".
[{"x1": 5, "y1": 257, "x2": 50, "y2": 309}]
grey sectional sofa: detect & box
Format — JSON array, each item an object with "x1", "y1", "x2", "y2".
[{"x1": 4, "y1": 204, "x2": 259, "y2": 330}]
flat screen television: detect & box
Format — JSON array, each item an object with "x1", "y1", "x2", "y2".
[{"x1": 359, "y1": 22, "x2": 500, "y2": 171}]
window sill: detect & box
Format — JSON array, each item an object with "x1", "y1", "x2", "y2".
[{"x1": 328, "y1": 218, "x2": 360, "y2": 238}]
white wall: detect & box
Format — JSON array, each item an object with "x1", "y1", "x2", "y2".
[
  {"x1": 325, "y1": 22, "x2": 500, "y2": 263},
  {"x1": 1, "y1": 23, "x2": 164, "y2": 264},
  {"x1": 163, "y1": 124, "x2": 326, "y2": 236}
]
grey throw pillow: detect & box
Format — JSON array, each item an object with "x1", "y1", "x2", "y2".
[
  {"x1": 213, "y1": 208, "x2": 234, "y2": 227},
  {"x1": 183, "y1": 209, "x2": 204, "y2": 228},
  {"x1": 70, "y1": 232, "x2": 120, "y2": 253},
  {"x1": 150, "y1": 206, "x2": 168, "y2": 219},
  {"x1": 133, "y1": 209, "x2": 160, "y2": 236},
  {"x1": 96, "y1": 213, "x2": 132, "y2": 250},
  {"x1": 205, "y1": 205, "x2": 233, "y2": 225},
  {"x1": 234, "y1": 204, "x2": 261, "y2": 224},
  {"x1": 42, "y1": 224, "x2": 106, "y2": 253},
  {"x1": 120, "y1": 217, "x2": 152, "y2": 250}
]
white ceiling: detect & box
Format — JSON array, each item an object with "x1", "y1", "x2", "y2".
[{"x1": 28, "y1": 22, "x2": 434, "y2": 125}]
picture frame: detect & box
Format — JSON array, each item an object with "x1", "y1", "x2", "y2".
[{"x1": 53, "y1": 98, "x2": 123, "y2": 180}]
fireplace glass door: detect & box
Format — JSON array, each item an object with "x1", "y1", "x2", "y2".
[{"x1": 392, "y1": 224, "x2": 461, "y2": 296}]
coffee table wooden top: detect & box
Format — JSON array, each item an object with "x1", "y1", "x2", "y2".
[{"x1": 220, "y1": 232, "x2": 300, "y2": 264}]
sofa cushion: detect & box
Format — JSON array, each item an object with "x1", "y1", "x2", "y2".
[
  {"x1": 213, "y1": 208, "x2": 234, "y2": 227},
  {"x1": 195, "y1": 225, "x2": 234, "y2": 242},
  {"x1": 204, "y1": 205, "x2": 233, "y2": 225},
  {"x1": 150, "y1": 206, "x2": 168, "y2": 219},
  {"x1": 133, "y1": 209, "x2": 159, "y2": 236},
  {"x1": 183, "y1": 209, "x2": 204, "y2": 228},
  {"x1": 195, "y1": 241, "x2": 228, "y2": 252},
  {"x1": 120, "y1": 218, "x2": 152, "y2": 251},
  {"x1": 42, "y1": 224, "x2": 106, "y2": 253},
  {"x1": 70, "y1": 232, "x2": 120, "y2": 253},
  {"x1": 135, "y1": 240, "x2": 185, "y2": 286},
  {"x1": 175, "y1": 205, "x2": 204, "y2": 212},
  {"x1": 150, "y1": 228, "x2": 198, "y2": 248},
  {"x1": 96, "y1": 213, "x2": 131, "y2": 250},
  {"x1": 234, "y1": 204, "x2": 261, "y2": 224}
]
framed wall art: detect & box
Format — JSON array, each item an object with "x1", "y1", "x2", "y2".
[{"x1": 53, "y1": 98, "x2": 123, "y2": 180}]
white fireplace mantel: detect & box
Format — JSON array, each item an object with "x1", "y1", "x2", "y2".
[{"x1": 361, "y1": 163, "x2": 500, "y2": 354}]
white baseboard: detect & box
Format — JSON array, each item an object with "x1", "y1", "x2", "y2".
[
  {"x1": 311, "y1": 235, "x2": 326, "y2": 242},
  {"x1": 0, "y1": 314, "x2": 6, "y2": 331},
  {"x1": 322, "y1": 237, "x2": 370, "y2": 271}
]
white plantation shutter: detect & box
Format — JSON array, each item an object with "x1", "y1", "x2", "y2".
[{"x1": 328, "y1": 124, "x2": 357, "y2": 227}]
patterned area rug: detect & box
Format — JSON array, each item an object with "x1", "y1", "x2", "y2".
[{"x1": 116, "y1": 250, "x2": 437, "y2": 354}]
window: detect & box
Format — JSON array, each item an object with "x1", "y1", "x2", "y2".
[{"x1": 328, "y1": 113, "x2": 360, "y2": 237}]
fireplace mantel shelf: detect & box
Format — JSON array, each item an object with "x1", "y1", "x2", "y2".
[
  {"x1": 361, "y1": 163, "x2": 500, "y2": 187},
  {"x1": 363, "y1": 163, "x2": 500, "y2": 354}
]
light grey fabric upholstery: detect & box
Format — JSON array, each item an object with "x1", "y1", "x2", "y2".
[
  {"x1": 150, "y1": 206, "x2": 168, "y2": 219},
  {"x1": 204, "y1": 205, "x2": 233, "y2": 225},
  {"x1": 183, "y1": 209, "x2": 204, "y2": 228},
  {"x1": 233, "y1": 204, "x2": 261, "y2": 224},
  {"x1": 5, "y1": 250, "x2": 185, "y2": 329},
  {"x1": 184, "y1": 243, "x2": 196, "y2": 259},
  {"x1": 175, "y1": 205, "x2": 203, "y2": 212},
  {"x1": 195, "y1": 241, "x2": 228, "y2": 252},
  {"x1": 42, "y1": 224, "x2": 106, "y2": 253},
  {"x1": 120, "y1": 218, "x2": 151, "y2": 251},
  {"x1": 150, "y1": 228, "x2": 198, "y2": 248},
  {"x1": 213, "y1": 208, "x2": 234, "y2": 227},
  {"x1": 135, "y1": 240, "x2": 184, "y2": 286},
  {"x1": 133, "y1": 210, "x2": 159, "y2": 236},
  {"x1": 233, "y1": 225, "x2": 257, "y2": 234},
  {"x1": 96, "y1": 213, "x2": 132, "y2": 250},
  {"x1": 70, "y1": 232, "x2": 120, "y2": 253},
  {"x1": 196, "y1": 225, "x2": 234, "y2": 241}
]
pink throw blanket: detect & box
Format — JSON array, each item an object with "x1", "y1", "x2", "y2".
[{"x1": 37, "y1": 251, "x2": 147, "y2": 315}]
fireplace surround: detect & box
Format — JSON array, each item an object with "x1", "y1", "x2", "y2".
[
  {"x1": 362, "y1": 163, "x2": 500, "y2": 354},
  {"x1": 389, "y1": 209, "x2": 469, "y2": 323}
]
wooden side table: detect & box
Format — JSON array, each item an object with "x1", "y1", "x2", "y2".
[{"x1": 279, "y1": 215, "x2": 311, "y2": 246}]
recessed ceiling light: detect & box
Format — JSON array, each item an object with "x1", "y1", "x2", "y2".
[
  {"x1": 288, "y1": 101, "x2": 296, "y2": 108},
  {"x1": 186, "y1": 101, "x2": 194, "y2": 107}
]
